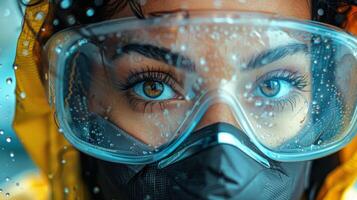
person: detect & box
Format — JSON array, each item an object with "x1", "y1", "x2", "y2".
[{"x1": 8, "y1": 0, "x2": 357, "y2": 199}]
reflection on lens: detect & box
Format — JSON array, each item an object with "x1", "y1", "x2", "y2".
[{"x1": 47, "y1": 14, "x2": 357, "y2": 163}]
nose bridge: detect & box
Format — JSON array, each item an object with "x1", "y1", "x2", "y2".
[{"x1": 194, "y1": 91, "x2": 243, "y2": 131}]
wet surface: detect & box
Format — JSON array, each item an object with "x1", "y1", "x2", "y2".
[{"x1": 0, "y1": 0, "x2": 39, "y2": 196}]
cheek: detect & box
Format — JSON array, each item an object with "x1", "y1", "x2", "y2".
[
  {"x1": 88, "y1": 78, "x2": 192, "y2": 146},
  {"x1": 266, "y1": 101, "x2": 309, "y2": 147},
  {"x1": 244, "y1": 92, "x2": 311, "y2": 148},
  {"x1": 106, "y1": 101, "x2": 192, "y2": 146}
]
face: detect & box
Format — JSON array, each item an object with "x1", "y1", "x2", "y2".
[
  {"x1": 113, "y1": 0, "x2": 311, "y2": 19},
  {"x1": 50, "y1": 0, "x2": 354, "y2": 198},
  {"x1": 83, "y1": 0, "x2": 313, "y2": 149},
  {"x1": 44, "y1": 0, "x2": 357, "y2": 160}
]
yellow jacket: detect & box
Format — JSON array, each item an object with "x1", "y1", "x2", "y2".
[
  {"x1": 8, "y1": 2, "x2": 357, "y2": 200},
  {"x1": 10, "y1": 2, "x2": 87, "y2": 200}
]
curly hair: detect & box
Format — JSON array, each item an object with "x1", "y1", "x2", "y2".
[
  {"x1": 19, "y1": 0, "x2": 357, "y2": 31},
  {"x1": 16, "y1": 1, "x2": 356, "y2": 199}
]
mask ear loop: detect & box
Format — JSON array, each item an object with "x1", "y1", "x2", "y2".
[{"x1": 304, "y1": 161, "x2": 313, "y2": 197}]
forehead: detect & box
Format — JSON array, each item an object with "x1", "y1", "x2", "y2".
[
  {"x1": 113, "y1": 0, "x2": 311, "y2": 20},
  {"x1": 115, "y1": 23, "x2": 304, "y2": 61}
]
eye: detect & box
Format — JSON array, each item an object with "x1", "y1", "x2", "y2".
[
  {"x1": 133, "y1": 80, "x2": 176, "y2": 100},
  {"x1": 258, "y1": 79, "x2": 292, "y2": 99}
]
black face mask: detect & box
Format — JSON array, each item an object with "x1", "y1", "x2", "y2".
[{"x1": 81, "y1": 123, "x2": 311, "y2": 200}]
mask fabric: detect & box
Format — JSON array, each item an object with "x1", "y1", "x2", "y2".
[{"x1": 81, "y1": 123, "x2": 311, "y2": 200}]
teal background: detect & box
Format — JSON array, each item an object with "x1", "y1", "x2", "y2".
[{"x1": 0, "y1": 0, "x2": 39, "y2": 196}]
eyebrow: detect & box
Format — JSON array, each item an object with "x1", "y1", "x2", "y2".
[
  {"x1": 117, "y1": 43, "x2": 196, "y2": 72},
  {"x1": 116, "y1": 43, "x2": 308, "y2": 72},
  {"x1": 245, "y1": 43, "x2": 309, "y2": 70}
]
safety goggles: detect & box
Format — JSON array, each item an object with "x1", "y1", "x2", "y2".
[{"x1": 44, "y1": 11, "x2": 357, "y2": 165}]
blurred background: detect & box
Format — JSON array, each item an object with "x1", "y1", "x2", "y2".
[{"x1": 0, "y1": 0, "x2": 39, "y2": 197}]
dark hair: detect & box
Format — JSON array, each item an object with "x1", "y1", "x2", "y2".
[
  {"x1": 17, "y1": 1, "x2": 355, "y2": 199},
  {"x1": 17, "y1": 0, "x2": 356, "y2": 46},
  {"x1": 42, "y1": 0, "x2": 356, "y2": 32}
]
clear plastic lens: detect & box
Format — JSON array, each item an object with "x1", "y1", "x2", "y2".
[{"x1": 46, "y1": 13, "x2": 357, "y2": 163}]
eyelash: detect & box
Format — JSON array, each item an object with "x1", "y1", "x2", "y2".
[
  {"x1": 117, "y1": 66, "x2": 181, "y2": 111},
  {"x1": 254, "y1": 69, "x2": 309, "y2": 111},
  {"x1": 257, "y1": 69, "x2": 308, "y2": 91},
  {"x1": 116, "y1": 67, "x2": 308, "y2": 112}
]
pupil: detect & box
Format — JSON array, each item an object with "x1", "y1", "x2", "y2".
[
  {"x1": 260, "y1": 79, "x2": 280, "y2": 97},
  {"x1": 143, "y1": 81, "x2": 164, "y2": 98}
]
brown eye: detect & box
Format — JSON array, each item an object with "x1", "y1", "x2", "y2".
[
  {"x1": 143, "y1": 81, "x2": 164, "y2": 98},
  {"x1": 133, "y1": 79, "x2": 176, "y2": 100},
  {"x1": 259, "y1": 79, "x2": 281, "y2": 97}
]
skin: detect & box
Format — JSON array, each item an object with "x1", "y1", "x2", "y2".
[
  {"x1": 83, "y1": 0, "x2": 313, "y2": 148},
  {"x1": 113, "y1": 0, "x2": 311, "y2": 19}
]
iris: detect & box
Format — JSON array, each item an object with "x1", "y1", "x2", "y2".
[
  {"x1": 133, "y1": 81, "x2": 175, "y2": 100},
  {"x1": 143, "y1": 81, "x2": 164, "y2": 98},
  {"x1": 259, "y1": 79, "x2": 281, "y2": 97}
]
